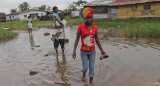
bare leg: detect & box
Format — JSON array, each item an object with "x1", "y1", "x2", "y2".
[
  {"x1": 90, "y1": 77, "x2": 93, "y2": 85},
  {"x1": 56, "y1": 32, "x2": 61, "y2": 40},
  {"x1": 62, "y1": 49, "x2": 64, "y2": 56},
  {"x1": 83, "y1": 73, "x2": 86, "y2": 77},
  {"x1": 30, "y1": 28, "x2": 32, "y2": 33},
  {"x1": 55, "y1": 49, "x2": 58, "y2": 57},
  {"x1": 52, "y1": 33, "x2": 59, "y2": 41},
  {"x1": 55, "y1": 49, "x2": 58, "y2": 54},
  {"x1": 28, "y1": 29, "x2": 31, "y2": 35}
]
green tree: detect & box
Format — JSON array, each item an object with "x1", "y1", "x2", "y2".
[
  {"x1": 64, "y1": 0, "x2": 87, "y2": 15},
  {"x1": 47, "y1": 6, "x2": 51, "y2": 11},
  {"x1": 64, "y1": 3, "x2": 77, "y2": 15},
  {"x1": 73, "y1": 0, "x2": 87, "y2": 7},
  {"x1": 38, "y1": 5, "x2": 46, "y2": 11},
  {"x1": 18, "y1": 2, "x2": 30, "y2": 12},
  {"x1": 32, "y1": 7, "x2": 38, "y2": 10},
  {"x1": 10, "y1": 8, "x2": 17, "y2": 13}
]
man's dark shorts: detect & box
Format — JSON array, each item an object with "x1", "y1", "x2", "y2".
[{"x1": 54, "y1": 39, "x2": 64, "y2": 50}]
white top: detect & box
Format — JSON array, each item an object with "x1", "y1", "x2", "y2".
[
  {"x1": 55, "y1": 19, "x2": 67, "y2": 27},
  {"x1": 56, "y1": 28, "x2": 65, "y2": 39},
  {"x1": 56, "y1": 19, "x2": 67, "y2": 39},
  {"x1": 27, "y1": 19, "x2": 32, "y2": 25},
  {"x1": 61, "y1": 19, "x2": 67, "y2": 27}
]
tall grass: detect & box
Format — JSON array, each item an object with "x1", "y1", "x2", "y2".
[
  {"x1": 66, "y1": 16, "x2": 160, "y2": 38},
  {"x1": 125, "y1": 23, "x2": 160, "y2": 38},
  {"x1": 66, "y1": 16, "x2": 84, "y2": 25},
  {"x1": 0, "y1": 29, "x2": 18, "y2": 40},
  {"x1": 1, "y1": 17, "x2": 160, "y2": 38}
]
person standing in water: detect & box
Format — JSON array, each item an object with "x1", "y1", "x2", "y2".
[
  {"x1": 27, "y1": 16, "x2": 32, "y2": 34},
  {"x1": 52, "y1": 6, "x2": 65, "y2": 54},
  {"x1": 72, "y1": 7, "x2": 107, "y2": 85}
]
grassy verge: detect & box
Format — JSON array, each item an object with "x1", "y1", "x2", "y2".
[
  {"x1": 125, "y1": 23, "x2": 160, "y2": 38},
  {"x1": 1, "y1": 19, "x2": 53, "y2": 30},
  {"x1": 66, "y1": 16, "x2": 84, "y2": 25},
  {"x1": 0, "y1": 29, "x2": 18, "y2": 40},
  {"x1": 66, "y1": 16, "x2": 160, "y2": 38},
  {"x1": 1, "y1": 17, "x2": 160, "y2": 38}
]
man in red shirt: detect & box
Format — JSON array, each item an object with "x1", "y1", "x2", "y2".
[{"x1": 72, "y1": 7, "x2": 107, "y2": 85}]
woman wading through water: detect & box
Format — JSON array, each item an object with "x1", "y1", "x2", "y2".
[{"x1": 72, "y1": 7, "x2": 107, "y2": 85}]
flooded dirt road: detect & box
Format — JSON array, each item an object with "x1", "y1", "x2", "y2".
[{"x1": 0, "y1": 27, "x2": 160, "y2": 86}]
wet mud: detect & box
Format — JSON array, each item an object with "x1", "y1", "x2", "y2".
[{"x1": 0, "y1": 27, "x2": 160, "y2": 86}]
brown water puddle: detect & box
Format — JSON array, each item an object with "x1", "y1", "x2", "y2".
[{"x1": 0, "y1": 27, "x2": 160, "y2": 86}]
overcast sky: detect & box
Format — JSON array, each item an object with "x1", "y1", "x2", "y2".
[{"x1": 0, "y1": 0, "x2": 94, "y2": 14}]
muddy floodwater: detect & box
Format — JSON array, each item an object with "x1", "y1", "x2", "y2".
[{"x1": 0, "y1": 27, "x2": 160, "y2": 86}]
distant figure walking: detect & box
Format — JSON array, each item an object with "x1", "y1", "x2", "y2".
[
  {"x1": 27, "y1": 16, "x2": 32, "y2": 34},
  {"x1": 72, "y1": 7, "x2": 107, "y2": 85}
]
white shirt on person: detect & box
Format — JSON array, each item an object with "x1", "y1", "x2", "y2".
[
  {"x1": 61, "y1": 19, "x2": 67, "y2": 27},
  {"x1": 27, "y1": 19, "x2": 32, "y2": 29},
  {"x1": 56, "y1": 19, "x2": 67, "y2": 39},
  {"x1": 27, "y1": 19, "x2": 32, "y2": 25}
]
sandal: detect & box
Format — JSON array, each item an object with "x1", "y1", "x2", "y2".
[{"x1": 100, "y1": 54, "x2": 109, "y2": 60}]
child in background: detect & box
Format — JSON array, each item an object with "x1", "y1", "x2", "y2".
[
  {"x1": 52, "y1": 6, "x2": 63, "y2": 28},
  {"x1": 27, "y1": 16, "x2": 32, "y2": 34}
]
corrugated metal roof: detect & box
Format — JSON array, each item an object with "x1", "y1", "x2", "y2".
[
  {"x1": 84, "y1": 0, "x2": 160, "y2": 7},
  {"x1": 7, "y1": 12, "x2": 20, "y2": 16},
  {"x1": 109, "y1": 0, "x2": 160, "y2": 6},
  {"x1": 84, "y1": 0, "x2": 115, "y2": 6}
]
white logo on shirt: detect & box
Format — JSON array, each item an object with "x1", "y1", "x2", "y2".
[{"x1": 83, "y1": 35, "x2": 94, "y2": 47}]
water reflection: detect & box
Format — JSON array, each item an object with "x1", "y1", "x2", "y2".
[
  {"x1": 54, "y1": 54, "x2": 71, "y2": 86},
  {"x1": 105, "y1": 29, "x2": 160, "y2": 51},
  {"x1": 29, "y1": 32, "x2": 35, "y2": 50}
]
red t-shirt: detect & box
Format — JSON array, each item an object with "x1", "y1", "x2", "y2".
[{"x1": 77, "y1": 23, "x2": 98, "y2": 52}]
